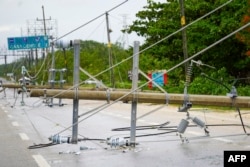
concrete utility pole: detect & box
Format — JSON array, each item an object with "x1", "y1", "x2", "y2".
[
  {"x1": 179, "y1": 0, "x2": 188, "y2": 75},
  {"x1": 49, "y1": 43, "x2": 55, "y2": 106},
  {"x1": 30, "y1": 89, "x2": 250, "y2": 108},
  {"x1": 105, "y1": 12, "x2": 115, "y2": 88},
  {"x1": 36, "y1": 6, "x2": 52, "y2": 59},
  {"x1": 130, "y1": 41, "x2": 140, "y2": 147},
  {"x1": 72, "y1": 40, "x2": 80, "y2": 144},
  {"x1": 42, "y1": 6, "x2": 47, "y2": 37}
]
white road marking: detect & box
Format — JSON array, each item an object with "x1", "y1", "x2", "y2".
[
  {"x1": 213, "y1": 137, "x2": 233, "y2": 143},
  {"x1": 4, "y1": 110, "x2": 8, "y2": 113},
  {"x1": 19, "y1": 133, "x2": 29, "y2": 140},
  {"x1": 32, "y1": 155, "x2": 51, "y2": 167},
  {"x1": 188, "y1": 131, "x2": 233, "y2": 143},
  {"x1": 12, "y1": 121, "x2": 19, "y2": 127},
  {"x1": 7, "y1": 114, "x2": 13, "y2": 118}
]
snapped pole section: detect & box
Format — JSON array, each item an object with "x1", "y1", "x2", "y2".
[
  {"x1": 72, "y1": 40, "x2": 80, "y2": 144},
  {"x1": 130, "y1": 41, "x2": 140, "y2": 147}
]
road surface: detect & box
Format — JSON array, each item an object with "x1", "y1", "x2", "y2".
[{"x1": 0, "y1": 86, "x2": 249, "y2": 167}]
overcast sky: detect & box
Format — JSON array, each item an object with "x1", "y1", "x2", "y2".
[{"x1": 0, "y1": 0, "x2": 165, "y2": 62}]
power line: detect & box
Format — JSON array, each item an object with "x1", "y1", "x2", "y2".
[{"x1": 54, "y1": 0, "x2": 129, "y2": 42}]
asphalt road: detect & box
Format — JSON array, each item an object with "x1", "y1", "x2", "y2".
[{"x1": 0, "y1": 86, "x2": 249, "y2": 167}]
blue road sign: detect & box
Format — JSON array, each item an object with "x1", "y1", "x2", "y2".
[
  {"x1": 7, "y1": 35, "x2": 49, "y2": 50},
  {"x1": 152, "y1": 72, "x2": 165, "y2": 87}
]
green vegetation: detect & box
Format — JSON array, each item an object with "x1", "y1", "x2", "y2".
[
  {"x1": 0, "y1": 0, "x2": 249, "y2": 96},
  {"x1": 127, "y1": 0, "x2": 250, "y2": 96}
]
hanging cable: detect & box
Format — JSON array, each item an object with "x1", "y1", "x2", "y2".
[
  {"x1": 25, "y1": 54, "x2": 48, "y2": 79},
  {"x1": 85, "y1": 19, "x2": 106, "y2": 39},
  {"x1": 33, "y1": 0, "x2": 237, "y2": 103},
  {"x1": 111, "y1": 122, "x2": 249, "y2": 140},
  {"x1": 29, "y1": 0, "x2": 246, "y2": 136},
  {"x1": 78, "y1": 102, "x2": 108, "y2": 118},
  {"x1": 112, "y1": 123, "x2": 249, "y2": 133},
  {"x1": 137, "y1": 105, "x2": 167, "y2": 120},
  {"x1": 55, "y1": 0, "x2": 128, "y2": 41},
  {"x1": 201, "y1": 73, "x2": 230, "y2": 91},
  {"x1": 38, "y1": 22, "x2": 250, "y2": 136},
  {"x1": 28, "y1": 142, "x2": 57, "y2": 149},
  {"x1": 236, "y1": 107, "x2": 248, "y2": 134},
  {"x1": 139, "y1": 133, "x2": 248, "y2": 143}
]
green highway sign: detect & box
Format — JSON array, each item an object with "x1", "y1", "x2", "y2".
[{"x1": 7, "y1": 35, "x2": 49, "y2": 50}]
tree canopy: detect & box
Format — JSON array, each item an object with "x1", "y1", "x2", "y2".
[{"x1": 127, "y1": 0, "x2": 250, "y2": 80}]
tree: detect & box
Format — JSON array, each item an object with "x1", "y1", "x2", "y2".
[
  {"x1": 127, "y1": 0, "x2": 250, "y2": 82},
  {"x1": 46, "y1": 40, "x2": 131, "y2": 87},
  {"x1": 0, "y1": 40, "x2": 132, "y2": 87}
]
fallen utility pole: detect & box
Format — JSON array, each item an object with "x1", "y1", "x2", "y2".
[
  {"x1": 30, "y1": 89, "x2": 250, "y2": 108},
  {"x1": 0, "y1": 84, "x2": 106, "y2": 90}
]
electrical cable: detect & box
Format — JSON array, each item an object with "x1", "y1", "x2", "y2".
[
  {"x1": 201, "y1": 73, "x2": 230, "y2": 91},
  {"x1": 85, "y1": 19, "x2": 106, "y2": 40},
  {"x1": 47, "y1": 22, "x2": 250, "y2": 137},
  {"x1": 22, "y1": 105, "x2": 107, "y2": 149},
  {"x1": 19, "y1": 90, "x2": 249, "y2": 149},
  {"x1": 78, "y1": 102, "x2": 108, "y2": 118},
  {"x1": 139, "y1": 133, "x2": 248, "y2": 143},
  {"x1": 135, "y1": 22, "x2": 250, "y2": 99},
  {"x1": 123, "y1": 130, "x2": 178, "y2": 139},
  {"x1": 78, "y1": 137, "x2": 106, "y2": 142},
  {"x1": 231, "y1": 77, "x2": 250, "y2": 86},
  {"x1": 29, "y1": 0, "x2": 244, "y2": 137},
  {"x1": 235, "y1": 111, "x2": 250, "y2": 117},
  {"x1": 54, "y1": 0, "x2": 129, "y2": 42},
  {"x1": 28, "y1": 142, "x2": 57, "y2": 149},
  {"x1": 112, "y1": 123, "x2": 249, "y2": 132},
  {"x1": 25, "y1": 53, "x2": 48, "y2": 79},
  {"x1": 236, "y1": 107, "x2": 247, "y2": 134},
  {"x1": 110, "y1": 123, "x2": 250, "y2": 143},
  {"x1": 200, "y1": 72, "x2": 248, "y2": 134},
  {"x1": 136, "y1": 105, "x2": 167, "y2": 120},
  {"x1": 34, "y1": 0, "x2": 236, "y2": 103},
  {"x1": 78, "y1": 0, "x2": 235, "y2": 87},
  {"x1": 28, "y1": 136, "x2": 107, "y2": 149},
  {"x1": 112, "y1": 121, "x2": 171, "y2": 131}
]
